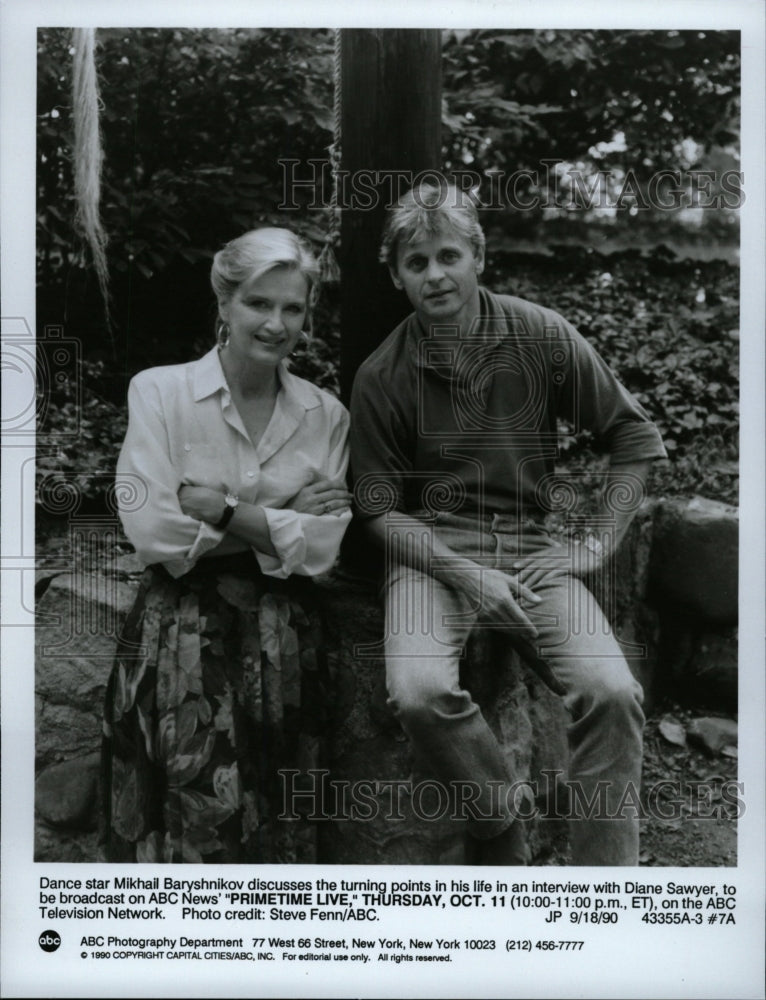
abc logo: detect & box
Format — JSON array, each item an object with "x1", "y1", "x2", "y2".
[{"x1": 38, "y1": 929, "x2": 61, "y2": 953}]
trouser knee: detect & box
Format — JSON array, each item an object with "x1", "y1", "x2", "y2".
[
  {"x1": 386, "y1": 671, "x2": 470, "y2": 729},
  {"x1": 576, "y1": 671, "x2": 645, "y2": 727}
]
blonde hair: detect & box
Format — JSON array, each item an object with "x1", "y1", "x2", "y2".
[
  {"x1": 379, "y1": 183, "x2": 486, "y2": 271},
  {"x1": 211, "y1": 227, "x2": 320, "y2": 311}
]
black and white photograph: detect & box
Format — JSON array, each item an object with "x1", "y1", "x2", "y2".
[{"x1": 2, "y1": 0, "x2": 764, "y2": 997}]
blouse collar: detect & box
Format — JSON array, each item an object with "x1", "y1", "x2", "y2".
[{"x1": 192, "y1": 346, "x2": 322, "y2": 411}]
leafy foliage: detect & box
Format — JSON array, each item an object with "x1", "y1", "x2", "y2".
[
  {"x1": 442, "y1": 29, "x2": 739, "y2": 176},
  {"x1": 37, "y1": 27, "x2": 336, "y2": 374},
  {"x1": 442, "y1": 29, "x2": 740, "y2": 251},
  {"x1": 37, "y1": 27, "x2": 740, "y2": 376},
  {"x1": 485, "y1": 248, "x2": 739, "y2": 504},
  {"x1": 36, "y1": 358, "x2": 128, "y2": 512},
  {"x1": 35, "y1": 28, "x2": 739, "y2": 514}
]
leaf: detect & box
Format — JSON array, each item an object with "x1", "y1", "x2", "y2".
[
  {"x1": 112, "y1": 654, "x2": 149, "y2": 722},
  {"x1": 172, "y1": 838, "x2": 203, "y2": 864},
  {"x1": 156, "y1": 662, "x2": 189, "y2": 712},
  {"x1": 166, "y1": 728, "x2": 216, "y2": 786},
  {"x1": 655, "y1": 34, "x2": 686, "y2": 49},
  {"x1": 136, "y1": 830, "x2": 172, "y2": 863},
  {"x1": 213, "y1": 685, "x2": 237, "y2": 745},
  {"x1": 177, "y1": 593, "x2": 203, "y2": 693},
  {"x1": 165, "y1": 791, "x2": 225, "y2": 860},
  {"x1": 136, "y1": 692, "x2": 156, "y2": 761},
  {"x1": 157, "y1": 701, "x2": 199, "y2": 764},
  {"x1": 308, "y1": 107, "x2": 333, "y2": 132},
  {"x1": 240, "y1": 790, "x2": 260, "y2": 843},
  {"x1": 281, "y1": 625, "x2": 302, "y2": 708},
  {"x1": 182, "y1": 827, "x2": 222, "y2": 859},
  {"x1": 217, "y1": 574, "x2": 258, "y2": 611},
  {"x1": 213, "y1": 762, "x2": 243, "y2": 811},
  {"x1": 258, "y1": 593, "x2": 283, "y2": 666},
  {"x1": 660, "y1": 818, "x2": 683, "y2": 831},
  {"x1": 279, "y1": 107, "x2": 301, "y2": 125},
  {"x1": 658, "y1": 718, "x2": 687, "y2": 747},
  {"x1": 179, "y1": 787, "x2": 236, "y2": 826},
  {"x1": 197, "y1": 696, "x2": 213, "y2": 726},
  {"x1": 110, "y1": 758, "x2": 144, "y2": 842}
]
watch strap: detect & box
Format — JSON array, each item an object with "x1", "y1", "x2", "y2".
[{"x1": 214, "y1": 494, "x2": 238, "y2": 530}]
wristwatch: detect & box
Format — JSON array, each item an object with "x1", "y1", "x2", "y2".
[
  {"x1": 565, "y1": 526, "x2": 604, "y2": 557},
  {"x1": 214, "y1": 492, "x2": 239, "y2": 530}
]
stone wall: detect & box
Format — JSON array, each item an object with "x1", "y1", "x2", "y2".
[
  {"x1": 649, "y1": 497, "x2": 738, "y2": 712},
  {"x1": 34, "y1": 496, "x2": 738, "y2": 863}
]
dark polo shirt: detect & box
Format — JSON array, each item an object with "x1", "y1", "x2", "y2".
[{"x1": 350, "y1": 288, "x2": 666, "y2": 520}]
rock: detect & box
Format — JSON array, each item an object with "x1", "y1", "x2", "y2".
[
  {"x1": 615, "y1": 501, "x2": 656, "y2": 604},
  {"x1": 686, "y1": 630, "x2": 737, "y2": 712},
  {"x1": 35, "y1": 825, "x2": 100, "y2": 863},
  {"x1": 649, "y1": 497, "x2": 738, "y2": 625},
  {"x1": 35, "y1": 751, "x2": 101, "y2": 828},
  {"x1": 36, "y1": 651, "x2": 112, "y2": 713},
  {"x1": 655, "y1": 618, "x2": 737, "y2": 713},
  {"x1": 316, "y1": 575, "x2": 569, "y2": 865},
  {"x1": 35, "y1": 569, "x2": 64, "y2": 599},
  {"x1": 527, "y1": 675, "x2": 569, "y2": 810},
  {"x1": 655, "y1": 616, "x2": 696, "y2": 696},
  {"x1": 687, "y1": 716, "x2": 738, "y2": 756},
  {"x1": 35, "y1": 573, "x2": 138, "y2": 767},
  {"x1": 658, "y1": 717, "x2": 687, "y2": 747},
  {"x1": 31, "y1": 525, "x2": 669, "y2": 863},
  {"x1": 36, "y1": 701, "x2": 105, "y2": 769},
  {"x1": 588, "y1": 503, "x2": 661, "y2": 708},
  {"x1": 43, "y1": 571, "x2": 138, "y2": 619},
  {"x1": 113, "y1": 552, "x2": 144, "y2": 576},
  {"x1": 317, "y1": 575, "x2": 462, "y2": 864}
]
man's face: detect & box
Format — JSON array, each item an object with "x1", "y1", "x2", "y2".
[{"x1": 390, "y1": 227, "x2": 484, "y2": 329}]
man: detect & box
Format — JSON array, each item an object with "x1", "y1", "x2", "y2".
[{"x1": 349, "y1": 183, "x2": 667, "y2": 866}]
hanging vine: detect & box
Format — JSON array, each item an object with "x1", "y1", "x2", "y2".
[{"x1": 72, "y1": 27, "x2": 111, "y2": 333}]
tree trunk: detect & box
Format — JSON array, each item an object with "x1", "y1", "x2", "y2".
[{"x1": 339, "y1": 29, "x2": 442, "y2": 404}]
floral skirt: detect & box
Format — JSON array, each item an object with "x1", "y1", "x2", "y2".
[{"x1": 100, "y1": 552, "x2": 330, "y2": 864}]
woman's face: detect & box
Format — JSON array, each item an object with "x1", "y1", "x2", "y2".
[{"x1": 220, "y1": 266, "x2": 308, "y2": 369}]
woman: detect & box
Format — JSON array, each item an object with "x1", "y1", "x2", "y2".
[{"x1": 101, "y1": 228, "x2": 352, "y2": 863}]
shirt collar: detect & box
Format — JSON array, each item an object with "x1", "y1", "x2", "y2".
[
  {"x1": 406, "y1": 287, "x2": 509, "y2": 374},
  {"x1": 192, "y1": 347, "x2": 322, "y2": 411},
  {"x1": 276, "y1": 360, "x2": 323, "y2": 411},
  {"x1": 192, "y1": 347, "x2": 229, "y2": 401}
]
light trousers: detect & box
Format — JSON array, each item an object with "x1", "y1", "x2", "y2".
[{"x1": 384, "y1": 511, "x2": 645, "y2": 866}]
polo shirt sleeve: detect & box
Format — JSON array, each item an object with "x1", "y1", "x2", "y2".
[
  {"x1": 349, "y1": 363, "x2": 413, "y2": 518},
  {"x1": 555, "y1": 317, "x2": 667, "y2": 464},
  {"x1": 116, "y1": 373, "x2": 225, "y2": 577},
  {"x1": 254, "y1": 403, "x2": 352, "y2": 578}
]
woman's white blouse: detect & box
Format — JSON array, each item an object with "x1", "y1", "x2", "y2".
[{"x1": 116, "y1": 347, "x2": 351, "y2": 579}]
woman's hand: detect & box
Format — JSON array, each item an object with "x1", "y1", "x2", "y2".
[
  {"x1": 289, "y1": 477, "x2": 353, "y2": 517},
  {"x1": 178, "y1": 485, "x2": 226, "y2": 524}
]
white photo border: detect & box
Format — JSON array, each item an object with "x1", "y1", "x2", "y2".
[{"x1": 2, "y1": 1, "x2": 764, "y2": 997}]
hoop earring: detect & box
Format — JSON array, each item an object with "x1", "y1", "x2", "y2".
[
  {"x1": 216, "y1": 320, "x2": 230, "y2": 348},
  {"x1": 289, "y1": 330, "x2": 311, "y2": 358}
]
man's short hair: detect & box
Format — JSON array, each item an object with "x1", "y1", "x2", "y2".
[{"x1": 379, "y1": 182, "x2": 486, "y2": 270}]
